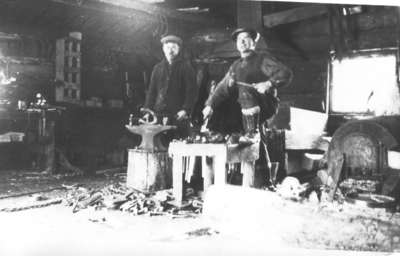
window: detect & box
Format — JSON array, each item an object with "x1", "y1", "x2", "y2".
[{"x1": 329, "y1": 49, "x2": 400, "y2": 116}]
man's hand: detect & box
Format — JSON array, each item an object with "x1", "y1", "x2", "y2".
[
  {"x1": 228, "y1": 77, "x2": 235, "y2": 88},
  {"x1": 254, "y1": 81, "x2": 273, "y2": 94},
  {"x1": 202, "y1": 106, "x2": 213, "y2": 119},
  {"x1": 176, "y1": 110, "x2": 188, "y2": 121},
  {"x1": 227, "y1": 72, "x2": 236, "y2": 88}
]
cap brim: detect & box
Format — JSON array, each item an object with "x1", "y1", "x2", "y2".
[{"x1": 231, "y1": 28, "x2": 257, "y2": 41}]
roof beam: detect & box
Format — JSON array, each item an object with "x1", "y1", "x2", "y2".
[
  {"x1": 263, "y1": 5, "x2": 328, "y2": 28},
  {"x1": 51, "y1": 0, "x2": 221, "y2": 25},
  {"x1": 50, "y1": 0, "x2": 155, "y2": 22},
  {"x1": 244, "y1": 0, "x2": 400, "y2": 7}
]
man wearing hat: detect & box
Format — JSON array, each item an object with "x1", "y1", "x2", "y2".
[
  {"x1": 143, "y1": 34, "x2": 197, "y2": 139},
  {"x1": 202, "y1": 28, "x2": 293, "y2": 144}
]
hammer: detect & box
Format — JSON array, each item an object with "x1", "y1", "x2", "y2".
[
  {"x1": 200, "y1": 117, "x2": 209, "y2": 133},
  {"x1": 139, "y1": 107, "x2": 158, "y2": 125}
]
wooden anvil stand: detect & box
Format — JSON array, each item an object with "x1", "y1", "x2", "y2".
[{"x1": 125, "y1": 124, "x2": 176, "y2": 192}]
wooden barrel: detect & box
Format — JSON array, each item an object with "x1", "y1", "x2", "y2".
[{"x1": 127, "y1": 149, "x2": 172, "y2": 192}]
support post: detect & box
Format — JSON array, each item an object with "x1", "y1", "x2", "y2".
[
  {"x1": 202, "y1": 156, "x2": 214, "y2": 190},
  {"x1": 172, "y1": 155, "x2": 184, "y2": 205}
]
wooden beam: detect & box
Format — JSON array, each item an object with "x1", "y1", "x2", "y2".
[
  {"x1": 287, "y1": 8, "x2": 399, "y2": 37},
  {"x1": 245, "y1": 0, "x2": 400, "y2": 7},
  {"x1": 50, "y1": 0, "x2": 155, "y2": 23},
  {"x1": 51, "y1": 0, "x2": 221, "y2": 25},
  {"x1": 264, "y1": 5, "x2": 328, "y2": 28}
]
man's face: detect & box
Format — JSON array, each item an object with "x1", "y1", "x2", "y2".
[
  {"x1": 236, "y1": 32, "x2": 256, "y2": 54},
  {"x1": 162, "y1": 42, "x2": 180, "y2": 63}
]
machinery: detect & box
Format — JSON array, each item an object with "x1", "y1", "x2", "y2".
[{"x1": 325, "y1": 48, "x2": 400, "y2": 200}]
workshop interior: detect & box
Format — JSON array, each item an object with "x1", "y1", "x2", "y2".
[{"x1": 0, "y1": 0, "x2": 400, "y2": 254}]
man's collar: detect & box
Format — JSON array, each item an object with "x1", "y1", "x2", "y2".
[
  {"x1": 240, "y1": 50, "x2": 256, "y2": 60},
  {"x1": 163, "y1": 55, "x2": 183, "y2": 66}
]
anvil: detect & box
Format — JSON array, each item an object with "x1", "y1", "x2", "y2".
[{"x1": 126, "y1": 124, "x2": 176, "y2": 152}]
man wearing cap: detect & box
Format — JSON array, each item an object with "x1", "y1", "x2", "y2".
[
  {"x1": 143, "y1": 35, "x2": 197, "y2": 138},
  {"x1": 202, "y1": 28, "x2": 292, "y2": 144}
]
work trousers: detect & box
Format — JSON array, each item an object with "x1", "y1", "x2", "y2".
[{"x1": 237, "y1": 87, "x2": 279, "y2": 123}]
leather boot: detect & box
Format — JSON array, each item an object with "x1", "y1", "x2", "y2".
[
  {"x1": 227, "y1": 132, "x2": 241, "y2": 144},
  {"x1": 239, "y1": 112, "x2": 260, "y2": 145}
]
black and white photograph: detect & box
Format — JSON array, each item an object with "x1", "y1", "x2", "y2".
[{"x1": 0, "y1": 0, "x2": 399, "y2": 255}]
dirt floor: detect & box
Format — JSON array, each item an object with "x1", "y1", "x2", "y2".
[{"x1": 0, "y1": 169, "x2": 400, "y2": 256}]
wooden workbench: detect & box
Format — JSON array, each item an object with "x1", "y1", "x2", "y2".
[{"x1": 168, "y1": 142, "x2": 259, "y2": 205}]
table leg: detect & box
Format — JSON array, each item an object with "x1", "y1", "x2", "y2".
[
  {"x1": 214, "y1": 156, "x2": 226, "y2": 186},
  {"x1": 172, "y1": 155, "x2": 184, "y2": 206},
  {"x1": 241, "y1": 161, "x2": 255, "y2": 187},
  {"x1": 202, "y1": 156, "x2": 213, "y2": 191}
]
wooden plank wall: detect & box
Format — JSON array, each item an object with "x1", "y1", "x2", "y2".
[{"x1": 262, "y1": 5, "x2": 400, "y2": 128}]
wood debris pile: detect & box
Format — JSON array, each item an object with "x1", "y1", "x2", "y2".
[{"x1": 64, "y1": 183, "x2": 203, "y2": 217}]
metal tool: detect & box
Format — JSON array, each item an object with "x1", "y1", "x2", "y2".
[
  {"x1": 200, "y1": 117, "x2": 209, "y2": 133},
  {"x1": 236, "y1": 81, "x2": 256, "y2": 88},
  {"x1": 227, "y1": 72, "x2": 256, "y2": 89},
  {"x1": 126, "y1": 109, "x2": 176, "y2": 152},
  {"x1": 139, "y1": 107, "x2": 157, "y2": 125},
  {"x1": 235, "y1": 79, "x2": 282, "y2": 90}
]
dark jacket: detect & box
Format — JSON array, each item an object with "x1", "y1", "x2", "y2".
[
  {"x1": 205, "y1": 51, "x2": 293, "y2": 121},
  {"x1": 144, "y1": 56, "x2": 197, "y2": 117}
]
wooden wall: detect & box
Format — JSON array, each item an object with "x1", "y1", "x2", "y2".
[{"x1": 267, "y1": 5, "x2": 400, "y2": 129}]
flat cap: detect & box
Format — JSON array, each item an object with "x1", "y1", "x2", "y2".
[
  {"x1": 231, "y1": 28, "x2": 258, "y2": 41},
  {"x1": 160, "y1": 35, "x2": 182, "y2": 46}
]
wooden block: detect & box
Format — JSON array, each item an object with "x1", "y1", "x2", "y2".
[
  {"x1": 127, "y1": 149, "x2": 172, "y2": 192},
  {"x1": 241, "y1": 161, "x2": 255, "y2": 187}
]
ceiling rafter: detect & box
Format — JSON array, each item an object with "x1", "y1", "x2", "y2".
[
  {"x1": 93, "y1": 0, "x2": 221, "y2": 24},
  {"x1": 243, "y1": 0, "x2": 400, "y2": 7},
  {"x1": 263, "y1": 5, "x2": 329, "y2": 28},
  {"x1": 50, "y1": 0, "x2": 157, "y2": 26},
  {"x1": 49, "y1": 0, "x2": 221, "y2": 26}
]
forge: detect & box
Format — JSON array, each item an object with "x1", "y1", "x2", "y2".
[{"x1": 326, "y1": 48, "x2": 400, "y2": 197}]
